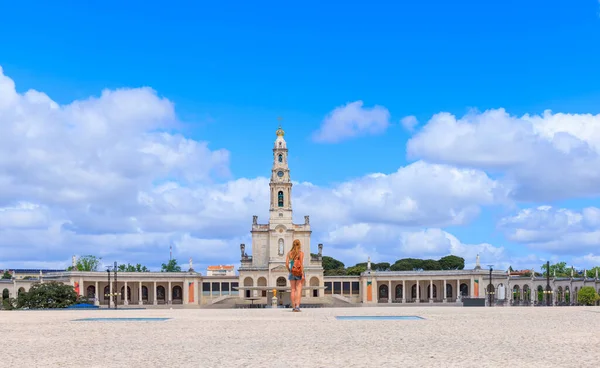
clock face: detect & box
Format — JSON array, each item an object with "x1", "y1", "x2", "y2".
[{"x1": 277, "y1": 171, "x2": 284, "y2": 177}]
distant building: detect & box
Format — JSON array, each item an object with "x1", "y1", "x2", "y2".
[
  {"x1": 206, "y1": 265, "x2": 235, "y2": 277},
  {"x1": 0, "y1": 269, "x2": 65, "y2": 280}
]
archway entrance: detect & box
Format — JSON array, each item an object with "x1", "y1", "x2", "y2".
[{"x1": 378, "y1": 284, "x2": 388, "y2": 302}]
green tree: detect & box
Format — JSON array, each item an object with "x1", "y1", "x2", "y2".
[
  {"x1": 346, "y1": 265, "x2": 367, "y2": 276},
  {"x1": 390, "y1": 258, "x2": 423, "y2": 271},
  {"x1": 541, "y1": 262, "x2": 569, "y2": 277},
  {"x1": 324, "y1": 268, "x2": 347, "y2": 276},
  {"x1": 67, "y1": 255, "x2": 101, "y2": 271},
  {"x1": 586, "y1": 266, "x2": 600, "y2": 279},
  {"x1": 16, "y1": 282, "x2": 77, "y2": 309},
  {"x1": 161, "y1": 259, "x2": 181, "y2": 272},
  {"x1": 577, "y1": 286, "x2": 599, "y2": 306},
  {"x1": 438, "y1": 255, "x2": 465, "y2": 270},
  {"x1": 118, "y1": 263, "x2": 149, "y2": 272},
  {"x1": 421, "y1": 259, "x2": 441, "y2": 270},
  {"x1": 1, "y1": 271, "x2": 11, "y2": 279},
  {"x1": 373, "y1": 262, "x2": 390, "y2": 271},
  {"x1": 322, "y1": 256, "x2": 345, "y2": 271}
]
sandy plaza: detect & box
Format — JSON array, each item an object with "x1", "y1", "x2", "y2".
[{"x1": 2, "y1": 306, "x2": 599, "y2": 368}]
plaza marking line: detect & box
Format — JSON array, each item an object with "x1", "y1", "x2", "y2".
[
  {"x1": 72, "y1": 317, "x2": 171, "y2": 322},
  {"x1": 335, "y1": 316, "x2": 424, "y2": 321}
]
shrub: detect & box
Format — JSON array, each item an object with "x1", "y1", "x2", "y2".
[
  {"x1": 577, "y1": 286, "x2": 599, "y2": 306},
  {"x1": 16, "y1": 282, "x2": 77, "y2": 309}
]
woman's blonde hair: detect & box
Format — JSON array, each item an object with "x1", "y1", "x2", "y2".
[{"x1": 288, "y1": 239, "x2": 302, "y2": 260}]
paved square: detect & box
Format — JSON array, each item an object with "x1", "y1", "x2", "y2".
[{"x1": 2, "y1": 306, "x2": 600, "y2": 367}]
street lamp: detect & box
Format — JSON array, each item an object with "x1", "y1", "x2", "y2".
[
  {"x1": 104, "y1": 264, "x2": 121, "y2": 309},
  {"x1": 487, "y1": 265, "x2": 494, "y2": 307},
  {"x1": 545, "y1": 261, "x2": 552, "y2": 306}
]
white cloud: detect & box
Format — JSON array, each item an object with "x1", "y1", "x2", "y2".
[
  {"x1": 401, "y1": 115, "x2": 418, "y2": 131},
  {"x1": 312, "y1": 100, "x2": 391, "y2": 143},
  {"x1": 0, "y1": 67, "x2": 514, "y2": 271},
  {"x1": 498, "y1": 206, "x2": 600, "y2": 254},
  {"x1": 406, "y1": 108, "x2": 600, "y2": 201},
  {"x1": 321, "y1": 224, "x2": 506, "y2": 268}
]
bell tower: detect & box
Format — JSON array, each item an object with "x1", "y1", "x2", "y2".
[{"x1": 270, "y1": 123, "x2": 293, "y2": 223}]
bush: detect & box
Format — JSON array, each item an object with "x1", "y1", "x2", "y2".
[
  {"x1": 17, "y1": 282, "x2": 77, "y2": 309},
  {"x1": 577, "y1": 286, "x2": 599, "y2": 306},
  {"x1": 1, "y1": 298, "x2": 16, "y2": 310}
]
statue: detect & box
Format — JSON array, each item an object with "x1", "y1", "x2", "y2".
[
  {"x1": 584, "y1": 269, "x2": 587, "y2": 279},
  {"x1": 571, "y1": 267, "x2": 574, "y2": 278},
  {"x1": 596, "y1": 269, "x2": 598, "y2": 280},
  {"x1": 240, "y1": 244, "x2": 246, "y2": 259},
  {"x1": 71, "y1": 255, "x2": 77, "y2": 270},
  {"x1": 318, "y1": 243, "x2": 323, "y2": 256},
  {"x1": 252, "y1": 215, "x2": 258, "y2": 225},
  {"x1": 367, "y1": 256, "x2": 371, "y2": 271},
  {"x1": 189, "y1": 257, "x2": 194, "y2": 272},
  {"x1": 304, "y1": 215, "x2": 310, "y2": 225},
  {"x1": 278, "y1": 239, "x2": 284, "y2": 256}
]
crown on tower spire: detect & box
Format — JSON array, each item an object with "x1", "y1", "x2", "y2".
[{"x1": 276, "y1": 117, "x2": 285, "y2": 137}]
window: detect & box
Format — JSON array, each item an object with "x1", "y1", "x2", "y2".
[
  {"x1": 333, "y1": 282, "x2": 341, "y2": 294},
  {"x1": 342, "y1": 282, "x2": 350, "y2": 295},
  {"x1": 278, "y1": 191, "x2": 284, "y2": 207},
  {"x1": 212, "y1": 282, "x2": 220, "y2": 296},
  {"x1": 231, "y1": 282, "x2": 239, "y2": 296},
  {"x1": 351, "y1": 281, "x2": 360, "y2": 295},
  {"x1": 202, "y1": 282, "x2": 210, "y2": 296},
  {"x1": 221, "y1": 282, "x2": 230, "y2": 295},
  {"x1": 278, "y1": 154, "x2": 283, "y2": 162},
  {"x1": 324, "y1": 282, "x2": 332, "y2": 295}
]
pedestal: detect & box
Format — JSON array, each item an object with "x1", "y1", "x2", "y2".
[
  {"x1": 271, "y1": 296, "x2": 278, "y2": 308},
  {"x1": 442, "y1": 298, "x2": 447, "y2": 303}
]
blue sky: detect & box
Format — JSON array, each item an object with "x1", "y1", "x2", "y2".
[{"x1": 1, "y1": 1, "x2": 600, "y2": 272}]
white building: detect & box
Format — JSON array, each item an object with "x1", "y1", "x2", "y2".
[{"x1": 206, "y1": 265, "x2": 235, "y2": 277}]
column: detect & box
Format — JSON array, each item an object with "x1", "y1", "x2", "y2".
[
  {"x1": 109, "y1": 279, "x2": 113, "y2": 308},
  {"x1": 456, "y1": 279, "x2": 461, "y2": 302},
  {"x1": 402, "y1": 280, "x2": 406, "y2": 303},
  {"x1": 194, "y1": 279, "x2": 200, "y2": 304},
  {"x1": 168, "y1": 281, "x2": 172, "y2": 304},
  {"x1": 443, "y1": 279, "x2": 447, "y2": 303},
  {"x1": 183, "y1": 280, "x2": 189, "y2": 305},
  {"x1": 388, "y1": 280, "x2": 392, "y2": 303},
  {"x1": 94, "y1": 281, "x2": 99, "y2": 306},
  {"x1": 138, "y1": 282, "x2": 143, "y2": 305},
  {"x1": 124, "y1": 281, "x2": 128, "y2": 305},
  {"x1": 470, "y1": 277, "x2": 475, "y2": 298},
  {"x1": 427, "y1": 280, "x2": 432, "y2": 303},
  {"x1": 416, "y1": 280, "x2": 420, "y2": 303},
  {"x1": 361, "y1": 278, "x2": 368, "y2": 303},
  {"x1": 153, "y1": 281, "x2": 158, "y2": 305},
  {"x1": 79, "y1": 277, "x2": 84, "y2": 296}
]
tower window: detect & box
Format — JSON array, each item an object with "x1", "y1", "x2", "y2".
[
  {"x1": 278, "y1": 154, "x2": 283, "y2": 163},
  {"x1": 278, "y1": 191, "x2": 284, "y2": 207},
  {"x1": 279, "y1": 142, "x2": 282, "y2": 148}
]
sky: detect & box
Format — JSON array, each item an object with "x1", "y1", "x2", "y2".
[{"x1": 1, "y1": 1, "x2": 600, "y2": 273}]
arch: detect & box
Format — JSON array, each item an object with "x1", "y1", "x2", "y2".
[
  {"x1": 243, "y1": 277, "x2": 254, "y2": 298},
  {"x1": 278, "y1": 191, "x2": 284, "y2": 207},
  {"x1": 86, "y1": 285, "x2": 96, "y2": 299},
  {"x1": 564, "y1": 285, "x2": 570, "y2": 304},
  {"x1": 142, "y1": 286, "x2": 148, "y2": 301},
  {"x1": 2, "y1": 288, "x2": 9, "y2": 299},
  {"x1": 427, "y1": 284, "x2": 437, "y2": 299},
  {"x1": 556, "y1": 286, "x2": 564, "y2": 303},
  {"x1": 411, "y1": 284, "x2": 421, "y2": 300},
  {"x1": 276, "y1": 277, "x2": 287, "y2": 287},
  {"x1": 512, "y1": 285, "x2": 521, "y2": 301},
  {"x1": 378, "y1": 284, "x2": 388, "y2": 302},
  {"x1": 278, "y1": 141, "x2": 282, "y2": 148},
  {"x1": 120, "y1": 286, "x2": 131, "y2": 301},
  {"x1": 18, "y1": 287, "x2": 26, "y2": 296},
  {"x1": 103, "y1": 286, "x2": 110, "y2": 301},
  {"x1": 172, "y1": 285, "x2": 182, "y2": 301},
  {"x1": 157, "y1": 286, "x2": 166, "y2": 302},
  {"x1": 395, "y1": 284, "x2": 403, "y2": 299},
  {"x1": 522, "y1": 284, "x2": 531, "y2": 302},
  {"x1": 310, "y1": 277, "x2": 320, "y2": 297},
  {"x1": 496, "y1": 283, "x2": 505, "y2": 300},
  {"x1": 278, "y1": 154, "x2": 283, "y2": 163},
  {"x1": 460, "y1": 283, "x2": 469, "y2": 297},
  {"x1": 537, "y1": 285, "x2": 544, "y2": 303},
  {"x1": 258, "y1": 277, "x2": 267, "y2": 297},
  {"x1": 445, "y1": 283, "x2": 452, "y2": 298}
]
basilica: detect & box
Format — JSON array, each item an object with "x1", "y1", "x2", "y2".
[{"x1": 2, "y1": 126, "x2": 599, "y2": 308}]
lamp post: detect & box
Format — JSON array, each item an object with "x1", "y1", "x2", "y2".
[
  {"x1": 105, "y1": 266, "x2": 112, "y2": 308},
  {"x1": 487, "y1": 265, "x2": 494, "y2": 307},
  {"x1": 544, "y1": 260, "x2": 552, "y2": 306},
  {"x1": 113, "y1": 261, "x2": 118, "y2": 310}
]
